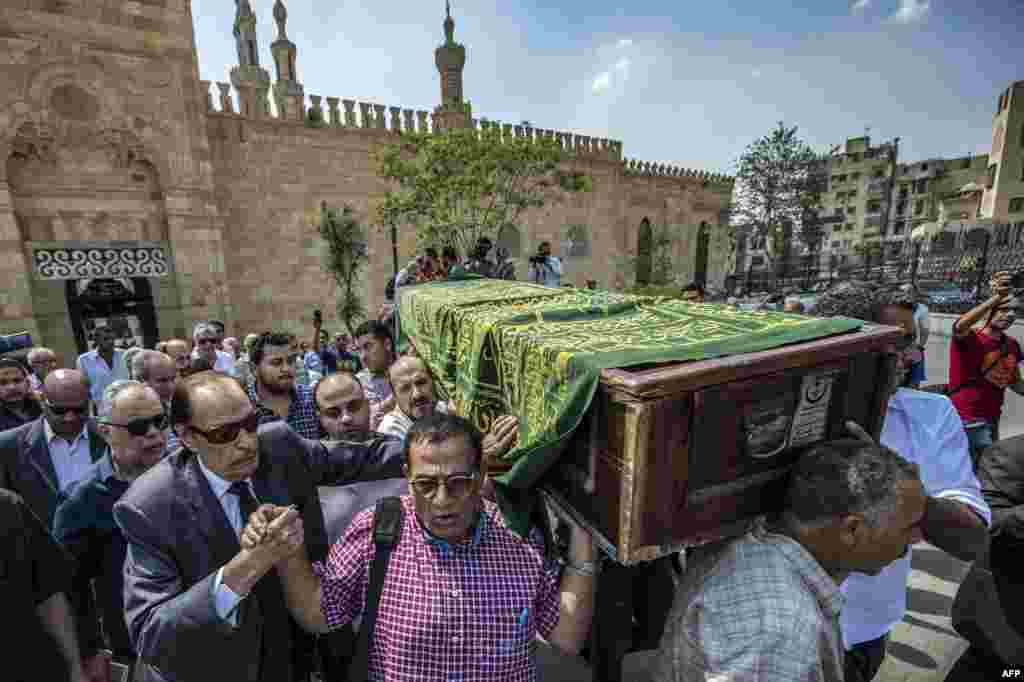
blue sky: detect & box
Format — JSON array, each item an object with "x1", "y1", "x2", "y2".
[{"x1": 191, "y1": 1, "x2": 1023, "y2": 175}]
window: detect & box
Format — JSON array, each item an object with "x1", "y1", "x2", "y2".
[
  {"x1": 840, "y1": 254, "x2": 849, "y2": 264},
  {"x1": 847, "y1": 205, "x2": 857, "y2": 215},
  {"x1": 914, "y1": 200, "x2": 925, "y2": 215},
  {"x1": 997, "y1": 225, "x2": 1011, "y2": 247},
  {"x1": 851, "y1": 172, "x2": 862, "y2": 182},
  {"x1": 866, "y1": 149, "x2": 876, "y2": 159},
  {"x1": 921, "y1": 163, "x2": 928, "y2": 171},
  {"x1": 962, "y1": 158, "x2": 972, "y2": 170},
  {"x1": 913, "y1": 179, "x2": 928, "y2": 194},
  {"x1": 873, "y1": 167, "x2": 886, "y2": 178},
  {"x1": 751, "y1": 255, "x2": 765, "y2": 266},
  {"x1": 896, "y1": 201, "x2": 907, "y2": 216},
  {"x1": 893, "y1": 221, "x2": 905, "y2": 234},
  {"x1": 851, "y1": 153, "x2": 861, "y2": 162},
  {"x1": 838, "y1": 174, "x2": 847, "y2": 182},
  {"x1": 1010, "y1": 197, "x2": 1024, "y2": 213},
  {"x1": 831, "y1": 241, "x2": 841, "y2": 249},
  {"x1": 867, "y1": 200, "x2": 882, "y2": 213},
  {"x1": 845, "y1": 223, "x2": 854, "y2": 231},
  {"x1": 890, "y1": 242, "x2": 903, "y2": 254}
]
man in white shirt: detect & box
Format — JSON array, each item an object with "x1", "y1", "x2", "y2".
[
  {"x1": 817, "y1": 281, "x2": 990, "y2": 682},
  {"x1": 77, "y1": 326, "x2": 129, "y2": 405},
  {"x1": 191, "y1": 321, "x2": 234, "y2": 373},
  {"x1": 529, "y1": 241, "x2": 563, "y2": 288}
]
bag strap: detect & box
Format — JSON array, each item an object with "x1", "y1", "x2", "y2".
[
  {"x1": 348, "y1": 496, "x2": 403, "y2": 682},
  {"x1": 948, "y1": 333, "x2": 1010, "y2": 399}
]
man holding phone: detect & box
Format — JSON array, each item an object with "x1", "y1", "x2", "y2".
[{"x1": 949, "y1": 271, "x2": 1024, "y2": 464}]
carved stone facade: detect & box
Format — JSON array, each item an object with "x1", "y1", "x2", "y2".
[{"x1": 0, "y1": 1, "x2": 733, "y2": 363}]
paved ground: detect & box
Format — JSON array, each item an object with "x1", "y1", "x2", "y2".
[{"x1": 534, "y1": 336, "x2": 1008, "y2": 681}]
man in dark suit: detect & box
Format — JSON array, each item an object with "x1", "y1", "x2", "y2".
[
  {"x1": 0, "y1": 368, "x2": 108, "y2": 681},
  {"x1": 113, "y1": 370, "x2": 404, "y2": 682}
]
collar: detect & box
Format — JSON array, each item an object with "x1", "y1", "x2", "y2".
[
  {"x1": 195, "y1": 453, "x2": 248, "y2": 502},
  {"x1": 755, "y1": 523, "x2": 845, "y2": 617},
  {"x1": 44, "y1": 418, "x2": 90, "y2": 448},
  {"x1": 418, "y1": 508, "x2": 487, "y2": 558}
]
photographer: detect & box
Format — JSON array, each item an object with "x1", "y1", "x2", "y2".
[
  {"x1": 464, "y1": 237, "x2": 496, "y2": 278},
  {"x1": 949, "y1": 271, "x2": 1024, "y2": 465},
  {"x1": 529, "y1": 241, "x2": 563, "y2": 288}
]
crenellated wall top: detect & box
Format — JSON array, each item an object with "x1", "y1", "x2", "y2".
[{"x1": 621, "y1": 157, "x2": 734, "y2": 187}]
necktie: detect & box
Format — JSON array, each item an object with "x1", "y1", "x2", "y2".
[{"x1": 227, "y1": 480, "x2": 259, "y2": 536}]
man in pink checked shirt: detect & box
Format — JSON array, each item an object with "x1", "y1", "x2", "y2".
[{"x1": 243, "y1": 412, "x2": 598, "y2": 681}]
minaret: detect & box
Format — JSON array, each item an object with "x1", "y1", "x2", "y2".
[
  {"x1": 433, "y1": 1, "x2": 470, "y2": 132},
  {"x1": 270, "y1": 0, "x2": 305, "y2": 121},
  {"x1": 230, "y1": 0, "x2": 271, "y2": 118}
]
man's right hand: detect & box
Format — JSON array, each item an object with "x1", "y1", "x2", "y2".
[
  {"x1": 240, "y1": 505, "x2": 304, "y2": 563},
  {"x1": 990, "y1": 271, "x2": 1013, "y2": 303}
]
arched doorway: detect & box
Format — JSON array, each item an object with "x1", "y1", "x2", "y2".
[
  {"x1": 66, "y1": 278, "x2": 159, "y2": 353},
  {"x1": 636, "y1": 218, "x2": 653, "y2": 286},
  {"x1": 694, "y1": 221, "x2": 710, "y2": 286},
  {"x1": 496, "y1": 223, "x2": 522, "y2": 257}
]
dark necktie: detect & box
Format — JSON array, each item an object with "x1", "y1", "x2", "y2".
[{"x1": 227, "y1": 480, "x2": 259, "y2": 536}]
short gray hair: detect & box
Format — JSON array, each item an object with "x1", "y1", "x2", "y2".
[
  {"x1": 100, "y1": 380, "x2": 146, "y2": 418},
  {"x1": 785, "y1": 439, "x2": 920, "y2": 529},
  {"x1": 192, "y1": 321, "x2": 219, "y2": 340}
]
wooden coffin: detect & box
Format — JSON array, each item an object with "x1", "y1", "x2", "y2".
[{"x1": 541, "y1": 324, "x2": 902, "y2": 565}]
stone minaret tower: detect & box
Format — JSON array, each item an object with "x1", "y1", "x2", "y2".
[
  {"x1": 270, "y1": 0, "x2": 305, "y2": 121},
  {"x1": 230, "y1": 0, "x2": 271, "y2": 118},
  {"x1": 433, "y1": 1, "x2": 470, "y2": 132}
]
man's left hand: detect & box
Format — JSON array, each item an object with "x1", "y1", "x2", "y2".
[
  {"x1": 81, "y1": 651, "x2": 111, "y2": 682},
  {"x1": 483, "y1": 415, "x2": 519, "y2": 461}
]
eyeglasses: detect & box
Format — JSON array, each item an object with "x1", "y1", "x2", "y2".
[
  {"x1": 44, "y1": 399, "x2": 90, "y2": 416},
  {"x1": 190, "y1": 411, "x2": 260, "y2": 445},
  {"x1": 409, "y1": 471, "x2": 479, "y2": 500},
  {"x1": 101, "y1": 413, "x2": 169, "y2": 437}
]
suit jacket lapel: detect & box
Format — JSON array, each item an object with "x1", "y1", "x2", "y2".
[
  {"x1": 24, "y1": 419, "x2": 60, "y2": 499},
  {"x1": 184, "y1": 455, "x2": 241, "y2": 567}
]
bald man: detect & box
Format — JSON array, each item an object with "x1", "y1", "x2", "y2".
[
  {"x1": 315, "y1": 372, "x2": 371, "y2": 439},
  {"x1": 55, "y1": 382, "x2": 168, "y2": 668},
  {"x1": 162, "y1": 339, "x2": 191, "y2": 374},
  {"x1": 381, "y1": 356, "x2": 520, "y2": 462},
  {"x1": 0, "y1": 368, "x2": 109, "y2": 679}
]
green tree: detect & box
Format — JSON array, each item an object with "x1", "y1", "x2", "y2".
[
  {"x1": 733, "y1": 122, "x2": 827, "y2": 268},
  {"x1": 377, "y1": 126, "x2": 591, "y2": 257},
  {"x1": 318, "y1": 202, "x2": 368, "y2": 337},
  {"x1": 618, "y1": 222, "x2": 686, "y2": 287}
]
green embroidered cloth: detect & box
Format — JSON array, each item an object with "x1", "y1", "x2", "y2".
[{"x1": 397, "y1": 278, "x2": 862, "y2": 535}]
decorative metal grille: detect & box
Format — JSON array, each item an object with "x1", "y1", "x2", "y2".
[{"x1": 34, "y1": 246, "x2": 169, "y2": 280}]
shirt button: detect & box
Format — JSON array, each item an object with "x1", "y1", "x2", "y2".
[{"x1": 451, "y1": 590, "x2": 461, "y2": 598}]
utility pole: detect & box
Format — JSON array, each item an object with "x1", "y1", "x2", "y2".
[{"x1": 881, "y1": 136, "x2": 901, "y2": 270}]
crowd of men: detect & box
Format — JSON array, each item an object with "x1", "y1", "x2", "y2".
[{"x1": 1, "y1": 254, "x2": 1024, "y2": 680}]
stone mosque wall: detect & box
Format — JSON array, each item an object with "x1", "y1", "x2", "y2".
[{"x1": 0, "y1": 0, "x2": 733, "y2": 364}]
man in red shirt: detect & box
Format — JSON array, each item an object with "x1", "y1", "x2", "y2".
[{"x1": 949, "y1": 271, "x2": 1024, "y2": 464}]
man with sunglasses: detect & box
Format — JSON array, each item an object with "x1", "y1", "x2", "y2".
[
  {"x1": 816, "y1": 281, "x2": 990, "y2": 682},
  {"x1": 246, "y1": 413, "x2": 598, "y2": 681},
  {"x1": 191, "y1": 321, "x2": 235, "y2": 374},
  {"x1": 949, "y1": 271, "x2": 1024, "y2": 464},
  {"x1": 0, "y1": 368, "x2": 109, "y2": 681},
  {"x1": 54, "y1": 381, "x2": 169, "y2": 677},
  {"x1": 113, "y1": 371, "x2": 405, "y2": 682}
]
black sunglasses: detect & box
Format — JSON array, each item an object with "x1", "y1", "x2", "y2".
[
  {"x1": 101, "y1": 413, "x2": 169, "y2": 437},
  {"x1": 44, "y1": 399, "x2": 90, "y2": 416},
  {"x1": 409, "y1": 471, "x2": 479, "y2": 500},
  {"x1": 190, "y1": 411, "x2": 261, "y2": 445}
]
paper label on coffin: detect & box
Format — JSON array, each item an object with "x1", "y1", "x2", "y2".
[{"x1": 740, "y1": 368, "x2": 837, "y2": 459}]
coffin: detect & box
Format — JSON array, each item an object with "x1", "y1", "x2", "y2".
[{"x1": 397, "y1": 278, "x2": 901, "y2": 564}]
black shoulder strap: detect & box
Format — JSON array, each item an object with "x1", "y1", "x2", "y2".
[
  {"x1": 948, "y1": 333, "x2": 1011, "y2": 399},
  {"x1": 348, "y1": 496, "x2": 403, "y2": 682}
]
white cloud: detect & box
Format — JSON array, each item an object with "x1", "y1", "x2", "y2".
[
  {"x1": 617, "y1": 38, "x2": 633, "y2": 48},
  {"x1": 888, "y1": 0, "x2": 930, "y2": 23},
  {"x1": 591, "y1": 72, "x2": 612, "y2": 93},
  {"x1": 850, "y1": 0, "x2": 871, "y2": 12},
  {"x1": 751, "y1": 68, "x2": 762, "y2": 78}
]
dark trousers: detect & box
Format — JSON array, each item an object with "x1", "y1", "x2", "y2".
[
  {"x1": 944, "y1": 645, "x2": 1011, "y2": 680},
  {"x1": 844, "y1": 635, "x2": 888, "y2": 682}
]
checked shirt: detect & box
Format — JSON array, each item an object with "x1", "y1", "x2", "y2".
[
  {"x1": 245, "y1": 380, "x2": 321, "y2": 440},
  {"x1": 321, "y1": 496, "x2": 562, "y2": 681}
]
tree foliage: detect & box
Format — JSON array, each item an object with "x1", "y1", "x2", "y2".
[
  {"x1": 377, "y1": 127, "x2": 591, "y2": 257},
  {"x1": 733, "y1": 122, "x2": 826, "y2": 264},
  {"x1": 617, "y1": 222, "x2": 686, "y2": 287},
  {"x1": 318, "y1": 202, "x2": 368, "y2": 337}
]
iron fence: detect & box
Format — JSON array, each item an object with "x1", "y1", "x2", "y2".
[{"x1": 729, "y1": 223, "x2": 1024, "y2": 314}]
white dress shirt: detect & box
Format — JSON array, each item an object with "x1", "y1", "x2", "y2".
[
  {"x1": 196, "y1": 456, "x2": 260, "y2": 624},
  {"x1": 43, "y1": 419, "x2": 94, "y2": 493},
  {"x1": 840, "y1": 388, "x2": 992, "y2": 648},
  {"x1": 76, "y1": 349, "x2": 129, "y2": 403}
]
